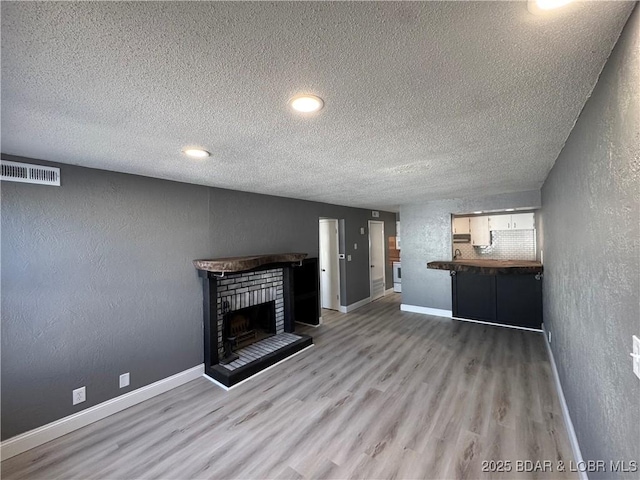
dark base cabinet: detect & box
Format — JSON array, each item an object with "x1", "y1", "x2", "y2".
[
  {"x1": 452, "y1": 271, "x2": 496, "y2": 322},
  {"x1": 452, "y1": 272, "x2": 542, "y2": 329},
  {"x1": 496, "y1": 275, "x2": 542, "y2": 328}
]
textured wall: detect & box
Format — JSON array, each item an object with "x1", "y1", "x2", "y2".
[
  {"x1": 540, "y1": 6, "x2": 639, "y2": 478},
  {"x1": 206, "y1": 187, "x2": 396, "y2": 305},
  {"x1": 400, "y1": 190, "x2": 541, "y2": 310},
  {"x1": 1, "y1": 162, "x2": 210, "y2": 439},
  {"x1": 1, "y1": 156, "x2": 395, "y2": 439}
]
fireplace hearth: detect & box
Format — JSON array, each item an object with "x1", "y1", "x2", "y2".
[{"x1": 194, "y1": 253, "x2": 314, "y2": 387}]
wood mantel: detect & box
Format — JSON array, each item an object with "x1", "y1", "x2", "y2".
[{"x1": 193, "y1": 253, "x2": 308, "y2": 274}]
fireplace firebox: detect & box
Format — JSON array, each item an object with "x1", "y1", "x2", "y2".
[{"x1": 220, "y1": 300, "x2": 276, "y2": 364}]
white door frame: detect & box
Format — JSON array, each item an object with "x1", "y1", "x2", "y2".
[
  {"x1": 368, "y1": 220, "x2": 386, "y2": 301},
  {"x1": 319, "y1": 218, "x2": 341, "y2": 310}
]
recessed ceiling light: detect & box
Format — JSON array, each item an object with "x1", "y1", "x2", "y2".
[
  {"x1": 289, "y1": 94, "x2": 324, "y2": 113},
  {"x1": 183, "y1": 148, "x2": 210, "y2": 158},
  {"x1": 528, "y1": 0, "x2": 572, "y2": 14}
]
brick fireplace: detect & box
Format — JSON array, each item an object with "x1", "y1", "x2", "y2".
[
  {"x1": 216, "y1": 268, "x2": 285, "y2": 359},
  {"x1": 195, "y1": 254, "x2": 314, "y2": 388}
]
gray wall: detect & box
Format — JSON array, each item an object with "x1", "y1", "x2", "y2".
[
  {"x1": 206, "y1": 188, "x2": 396, "y2": 305},
  {"x1": 1, "y1": 156, "x2": 395, "y2": 439},
  {"x1": 540, "y1": 6, "x2": 639, "y2": 478},
  {"x1": 400, "y1": 190, "x2": 541, "y2": 310}
]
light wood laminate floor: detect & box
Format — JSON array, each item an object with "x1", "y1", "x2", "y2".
[{"x1": 2, "y1": 294, "x2": 576, "y2": 479}]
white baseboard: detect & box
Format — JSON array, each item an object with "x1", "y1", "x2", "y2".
[
  {"x1": 202, "y1": 345, "x2": 314, "y2": 392},
  {"x1": 295, "y1": 318, "x2": 322, "y2": 328},
  {"x1": 452, "y1": 316, "x2": 543, "y2": 333},
  {"x1": 338, "y1": 296, "x2": 371, "y2": 313},
  {"x1": 400, "y1": 304, "x2": 452, "y2": 318},
  {"x1": 0, "y1": 364, "x2": 204, "y2": 461},
  {"x1": 541, "y1": 324, "x2": 587, "y2": 480}
]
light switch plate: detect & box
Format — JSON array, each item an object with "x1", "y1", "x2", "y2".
[{"x1": 633, "y1": 336, "x2": 640, "y2": 380}]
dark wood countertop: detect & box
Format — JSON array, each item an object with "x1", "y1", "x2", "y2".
[
  {"x1": 427, "y1": 259, "x2": 543, "y2": 275},
  {"x1": 194, "y1": 253, "x2": 307, "y2": 273}
]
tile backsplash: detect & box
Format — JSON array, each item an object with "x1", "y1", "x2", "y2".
[{"x1": 454, "y1": 230, "x2": 536, "y2": 261}]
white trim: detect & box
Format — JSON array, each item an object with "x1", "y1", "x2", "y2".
[
  {"x1": 319, "y1": 218, "x2": 341, "y2": 311},
  {"x1": 0, "y1": 364, "x2": 204, "y2": 461},
  {"x1": 542, "y1": 324, "x2": 587, "y2": 480},
  {"x1": 452, "y1": 316, "x2": 543, "y2": 333},
  {"x1": 368, "y1": 220, "x2": 386, "y2": 302},
  {"x1": 400, "y1": 304, "x2": 453, "y2": 318},
  {"x1": 295, "y1": 319, "x2": 322, "y2": 328},
  {"x1": 338, "y1": 296, "x2": 371, "y2": 313},
  {"x1": 202, "y1": 345, "x2": 314, "y2": 391},
  {"x1": 399, "y1": 305, "x2": 544, "y2": 333},
  {"x1": 385, "y1": 287, "x2": 394, "y2": 295}
]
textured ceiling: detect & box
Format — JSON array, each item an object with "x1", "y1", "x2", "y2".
[{"x1": 1, "y1": 1, "x2": 634, "y2": 211}]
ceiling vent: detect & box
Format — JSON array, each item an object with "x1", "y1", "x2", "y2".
[{"x1": 1, "y1": 160, "x2": 60, "y2": 186}]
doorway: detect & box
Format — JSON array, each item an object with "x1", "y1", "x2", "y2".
[
  {"x1": 319, "y1": 219, "x2": 340, "y2": 311},
  {"x1": 368, "y1": 220, "x2": 385, "y2": 301}
]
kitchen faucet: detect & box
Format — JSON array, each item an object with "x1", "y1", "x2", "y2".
[{"x1": 454, "y1": 249, "x2": 462, "y2": 260}]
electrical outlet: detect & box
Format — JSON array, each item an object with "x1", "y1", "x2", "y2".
[
  {"x1": 360, "y1": 227, "x2": 365, "y2": 235},
  {"x1": 632, "y1": 336, "x2": 640, "y2": 380},
  {"x1": 548, "y1": 330, "x2": 552, "y2": 344},
  {"x1": 347, "y1": 255, "x2": 352, "y2": 261},
  {"x1": 119, "y1": 372, "x2": 130, "y2": 388},
  {"x1": 73, "y1": 386, "x2": 86, "y2": 405},
  {"x1": 354, "y1": 243, "x2": 358, "y2": 250}
]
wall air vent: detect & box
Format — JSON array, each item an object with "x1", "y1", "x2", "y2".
[{"x1": 1, "y1": 160, "x2": 60, "y2": 186}]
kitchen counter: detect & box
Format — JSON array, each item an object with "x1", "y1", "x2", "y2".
[{"x1": 427, "y1": 259, "x2": 543, "y2": 275}]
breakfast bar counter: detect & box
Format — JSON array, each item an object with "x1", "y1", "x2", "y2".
[
  {"x1": 427, "y1": 259, "x2": 543, "y2": 275},
  {"x1": 427, "y1": 259, "x2": 543, "y2": 329}
]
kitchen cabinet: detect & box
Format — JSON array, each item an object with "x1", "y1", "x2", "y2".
[
  {"x1": 452, "y1": 271, "x2": 496, "y2": 321},
  {"x1": 488, "y1": 212, "x2": 535, "y2": 231},
  {"x1": 470, "y1": 216, "x2": 490, "y2": 246},
  {"x1": 452, "y1": 217, "x2": 470, "y2": 234},
  {"x1": 495, "y1": 275, "x2": 542, "y2": 328},
  {"x1": 488, "y1": 214, "x2": 511, "y2": 231},
  {"x1": 510, "y1": 213, "x2": 535, "y2": 230},
  {"x1": 452, "y1": 271, "x2": 542, "y2": 328}
]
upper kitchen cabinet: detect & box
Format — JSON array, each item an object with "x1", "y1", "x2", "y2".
[
  {"x1": 511, "y1": 213, "x2": 535, "y2": 230},
  {"x1": 488, "y1": 212, "x2": 534, "y2": 231},
  {"x1": 452, "y1": 217, "x2": 470, "y2": 234},
  {"x1": 470, "y1": 216, "x2": 491, "y2": 246},
  {"x1": 488, "y1": 214, "x2": 510, "y2": 231}
]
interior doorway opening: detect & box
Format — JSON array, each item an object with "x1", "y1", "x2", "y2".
[
  {"x1": 368, "y1": 220, "x2": 386, "y2": 301},
  {"x1": 319, "y1": 218, "x2": 341, "y2": 311}
]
